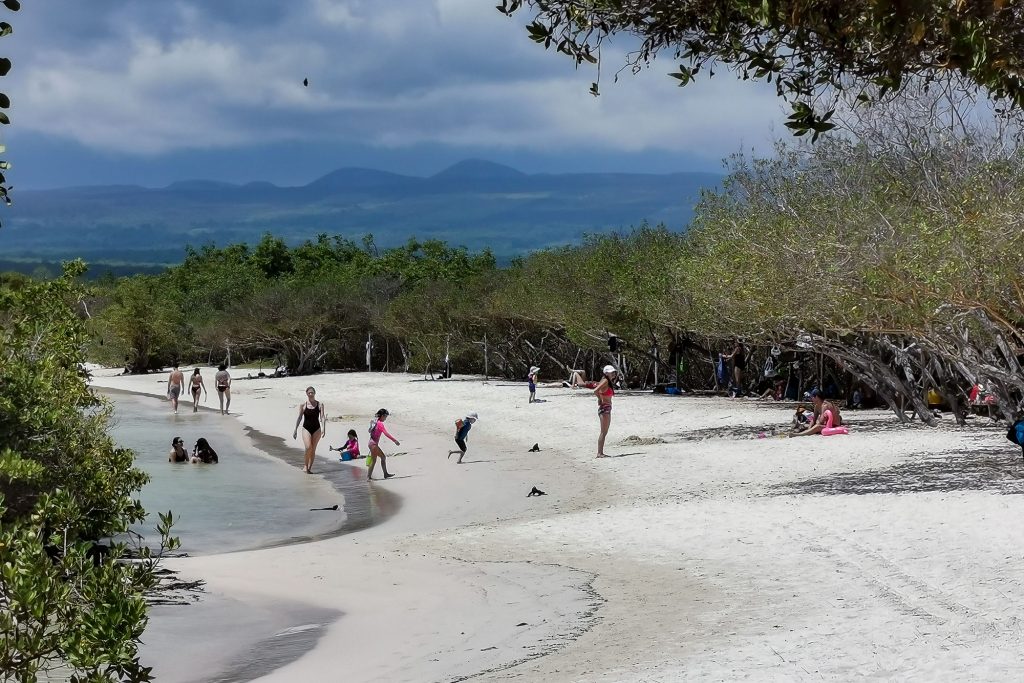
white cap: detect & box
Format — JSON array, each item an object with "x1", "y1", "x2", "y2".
[
  {"x1": 529, "y1": 366, "x2": 540, "y2": 373},
  {"x1": 466, "y1": 411, "x2": 479, "y2": 421},
  {"x1": 603, "y1": 365, "x2": 617, "y2": 375}
]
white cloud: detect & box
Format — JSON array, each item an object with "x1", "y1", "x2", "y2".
[{"x1": 7, "y1": 0, "x2": 785, "y2": 161}]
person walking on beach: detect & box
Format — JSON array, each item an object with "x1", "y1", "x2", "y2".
[
  {"x1": 167, "y1": 364, "x2": 184, "y2": 414},
  {"x1": 528, "y1": 367, "x2": 540, "y2": 403},
  {"x1": 595, "y1": 365, "x2": 617, "y2": 458},
  {"x1": 189, "y1": 368, "x2": 207, "y2": 413},
  {"x1": 215, "y1": 363, "x2": 232, "y2": 415},
  {"x1": 168, "y1": 436, "x2": 189, "y2": 462},
  {"x1": 448, "y1": 411, "x2": 479, "y2": 464},
  {"x1": 293, "y1": 386, "x2": 325, "y2": 474},
  {"x1": 366, "y1": 408, "x2": 399, "y2": 480}
]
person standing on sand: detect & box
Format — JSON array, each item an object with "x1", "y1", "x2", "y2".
[
  {"x1": 595, "y1": 365, "x2": 617, "y2": 458},
  {"x1": 189, "y1": 368, "x2": 207, "y2": 413},
  {"x1": 293, "y1": 386, "x2": 325, "y2": 473},
  {"x1": 721, "y1": 339, "x2": 747, "y2": 397},
  {"x1": 528, "y1": 366, "x2": 540, "y2": 403},
  {"x1": 167, "y1": 364, "x2": 185, "y2": 414},
  {"x1": 366, "y1": 408, "x2": 399, "y2": 480},
  {"x1": 214, "y1": 363, "x2": 232, "y2": 415},
  {"x1": 448, "y1": 411, "x2": 479, "y2": 463}
]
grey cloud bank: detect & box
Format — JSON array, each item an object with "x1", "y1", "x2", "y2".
[{"x1": 4, "y1": 0, "x2": 784, "y2": 188}]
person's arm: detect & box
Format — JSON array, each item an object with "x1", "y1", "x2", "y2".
[
  {"x1": 380, "y1": 423, "x2": 400, "y2": 445},
  {"x1": 319, "y1": 403, "x2": 326, "y2": 437},
  {"x1": 293, "y1": 404, "x2": 303, "y2": 439},
  {"x1": 168, "y1": 448, "x2": 174, "y2": 462},
  {"x1": 201, "y1": 377, "x2": 208, "y2": 398},
  {"x1": 455, "y1": 419, "x2": 463, "y2": 436},
  {"x1": 593, "y1": 378, "x2": 609, "y2": 400}
]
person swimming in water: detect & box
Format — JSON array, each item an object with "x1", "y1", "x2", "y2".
[
  {"x1": 168, "y1": 436, "x2": 189, "y2": 463},
  {"x1": 192, "y1": 437, "x2": 219, "y2": 463}
]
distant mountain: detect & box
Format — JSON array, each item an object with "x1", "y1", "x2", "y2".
[{"x1": 0, "y1": 161, "x2": 721, "y2": 267}]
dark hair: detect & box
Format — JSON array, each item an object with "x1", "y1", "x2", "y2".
[
  {"x1": 218, "y1": 363, "x2": 226, "y2": 371},
  {"x1": 347, "y1": 429, "x2": 358, "y2": 438},
  {"x1": 172, "y1": 436, "x2": 183, "y2": 445},
  {"x1": 195, "y1": 437, "x2": 211, "y2": 449},
  {"x1": 808, "y1": 389, "x2": 822, "y2": 399},
  {"x1": 376, "y1": 408, "x2": 389, "y2": 418},
  {"x1": 193, "y1": 368, "x2": 201, "y2": 375}
]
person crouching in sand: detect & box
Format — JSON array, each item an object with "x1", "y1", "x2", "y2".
[
  {"x1": 331, "y1": 429, "x2": 360, "y2": 462},
  {"x1": 367, "y1": 408, "x2": 399, "y2": 480},
  {"x1": 595, "y1": 365, "x2": 617, "y2": 458},
  {"x1": 448, "y1": 412, "x2": 479, "y2": 463}
]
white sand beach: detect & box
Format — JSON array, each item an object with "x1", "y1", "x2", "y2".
[{"x1": 91, "y1": 369, "x2": 1024, "y2": 681}]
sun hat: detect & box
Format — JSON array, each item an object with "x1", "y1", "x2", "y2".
[
  {"x1": 466, "y1": 411, "x2": 479, "y2": 421},
  {"x1": 603, "y1": 365, "x2": 617, "y2": 375}
]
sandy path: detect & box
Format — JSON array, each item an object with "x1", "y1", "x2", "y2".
[{"x1": 92, "y1": 369, "x2": 1024, "y2": 681}]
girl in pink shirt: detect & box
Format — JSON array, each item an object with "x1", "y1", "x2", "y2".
[{"x1": 367, "y1": 408, "x2": 400, "y2": 480}]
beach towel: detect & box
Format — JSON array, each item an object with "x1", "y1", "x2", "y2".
[{"x1": 716, "y1": 356, "x2": 727, "y2": 386}]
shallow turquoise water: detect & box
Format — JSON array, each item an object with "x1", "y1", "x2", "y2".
[{"x1": 104, "y1": 391, "x2": 341, "y2": 554}]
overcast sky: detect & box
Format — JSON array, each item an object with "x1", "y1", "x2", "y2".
[{"x1": 4, "y1": 0, "x2": 786, "y2": 189}]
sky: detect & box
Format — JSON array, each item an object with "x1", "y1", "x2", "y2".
[{"x1": 3, "y1": 1, "x2": 787, "y2": 189}]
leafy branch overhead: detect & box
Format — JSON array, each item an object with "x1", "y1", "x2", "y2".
[
  {"x1": 0, "y1": 0, "x2": 17, "y2": 221},
  {"x1": 497, "y1": 0, "x2": 1024, "y2": 138}
]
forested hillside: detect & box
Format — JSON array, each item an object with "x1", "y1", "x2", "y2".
[{"x1": 1, "y1": 160, "x2": 718, "y2": 268}]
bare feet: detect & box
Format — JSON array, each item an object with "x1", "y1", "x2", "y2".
[{"x1": 596, "y1": 454, "x2": 609, "y2": 458}]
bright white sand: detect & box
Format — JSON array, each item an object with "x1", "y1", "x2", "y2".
[{"x1": 91, "y1": 369, "x2": 1024, "y2": 681}]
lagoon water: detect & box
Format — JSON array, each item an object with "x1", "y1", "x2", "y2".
[{"x1": 105, "y1": 390, "x2": 341, "y2": 555}]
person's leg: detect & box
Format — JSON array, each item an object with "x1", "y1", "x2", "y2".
[
  {"x1": 224, "y1": 387, "x2": 231, "y2": 414},
  {"x1": 301, "y1": 429, "x2": 313, "y2": 472},
  {"x1": 217, "y1": 389, "x2": 225, "y2": 414},
  {"x1": 367, "y1": 445, "x2": 377, "y2": 479},
  {"x1": 307, "y1": 430, "x2": 322, "y2": 472},
  {"x1": 192, "y1": 388, "x2": 200, "y2": 412},
  {"x1": 597, "y1": 412, "x2": 611, "y2": 457},
  {"x1": 378, "y1": 449, "x2": 392, "y2": 478},
  {"x1": 455, "y1": 437, "x2": 467, "y2": 464}
]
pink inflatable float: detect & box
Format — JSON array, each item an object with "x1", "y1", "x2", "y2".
[{"x1": 820, "y1": 409, "x2": 848, "y2": 436}]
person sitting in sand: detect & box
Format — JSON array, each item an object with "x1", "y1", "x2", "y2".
[
  {"x1": 448, "y1": 412, "x2": 479, "y2": 464},
  {"x1": 564, "y1": 369, "x2": 598, "y2": 389},
  {"x1": 790, "y1": 390, "x2": 847, "y2": 437},
  {"x1": 791, "y1": 405, "x2": 813, "y2": 432},
  {"x1": 192, "y1": 437, "x2": 219, "y2": 463},
  {"x1": 331, "y1": 429, "x2": 361, "y2": 462},
  {"x1": 168, "y1": 436, "x2": 189, "y2": 463},
  {"x1": 189, "y1": 368, "x2": 207, "y2": 413}
]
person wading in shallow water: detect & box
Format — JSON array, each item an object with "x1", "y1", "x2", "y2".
[
  {"x1": 595, "y1": 365, "x2": 617, "y2": 458},
  {"x1": 167, "y1": 364, "x2": 184, "y2": 414},
  {"x1": 189, "y1": 368, "x2": 207, "y2": 413},
  {"x1": 293, "y1": 386, "x2": 325, "y2": 474},
  {"x1": 214, "y1": 364, "x2": 232, "y2": 415},
  {"x1": 366, "y1": 408, "x2": 399, "y2": 480}
]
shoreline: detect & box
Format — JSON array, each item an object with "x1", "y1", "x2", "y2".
[{"x1": 91, "y1": 368, "x2": 1024, "y2": 681}]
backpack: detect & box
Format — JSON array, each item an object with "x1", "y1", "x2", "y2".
[{"x1": 1006, "y1": 419, "x2": 1024, "y2": 454}]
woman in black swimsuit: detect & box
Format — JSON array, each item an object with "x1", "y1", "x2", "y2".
[
  {"x1": 723, "y1": 340, "x2": 746, "y2": 397},
  {"x1": 292, "y1": 386, "x2": 325, "y2": 473},
  {"x1": 168, "y1": 436, "x2": 189, "y2": 463}
]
